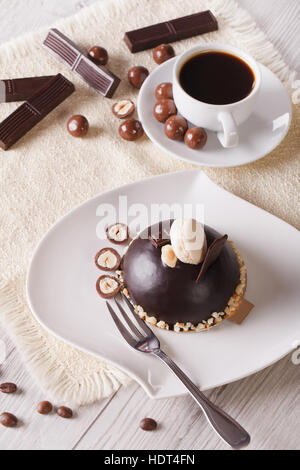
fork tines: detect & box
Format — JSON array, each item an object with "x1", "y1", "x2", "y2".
[{"x1": 106, "y1": 295, "x2": 155, "y2": 349}]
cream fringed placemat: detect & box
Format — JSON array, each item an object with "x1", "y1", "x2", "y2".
[{"x1": 0, "y1": 0, "x2": 299, "y2": 406}]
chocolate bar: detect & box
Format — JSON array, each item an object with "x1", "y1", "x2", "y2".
[
  {"x1": 0, "y1": 74, "x2": 74, "y2": 150},
  {"x1": 0, "y1": 76, "x2": 55, "y2": 103},
  {"x1": 229, "y1": 299, "x2": 254, "y2": 325},
  {"x1": 148, "y1": 236, "x2": 170, "y2": 249},
  {"x1": 124, "y1": 10, "x2": 218, "y2": 53},
  {"x1": 43, "y1": 29, "x2": 120, "y2": 98}
]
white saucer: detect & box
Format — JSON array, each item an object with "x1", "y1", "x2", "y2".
[
  {"x1": 138, "y1": 58, "x2": 292, "y2": 168},
  {"x1": 27, "y1": 170, "x2": 300, "y2": 399}
]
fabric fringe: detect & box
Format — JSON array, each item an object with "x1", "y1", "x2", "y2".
[
  {"x1": 0, "y1": 277, "x2": 130, "y2": 407},
  {"x1": 0, "y1": 0, "x2": 131, "y2": 66},
  {"x1": 212, "y1": 0, "x2": 300, "y2": 103}
]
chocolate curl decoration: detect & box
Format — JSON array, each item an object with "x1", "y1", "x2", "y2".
[{"x1": 196, "y1": 235, "x2": 228, "y2": 283}]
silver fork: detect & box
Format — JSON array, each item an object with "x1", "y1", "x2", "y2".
[{"x1": 106, "y1": 295, "x2": 250, "y2": 449}]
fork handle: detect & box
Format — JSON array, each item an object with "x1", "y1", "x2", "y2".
[{"x1": 154, "y1": 350, "x2": 250, "y2": 449}]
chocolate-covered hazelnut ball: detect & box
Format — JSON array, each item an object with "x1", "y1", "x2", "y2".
[
  {"x1": 119, "y1": 119, "x2": 144, "y2": 141},
  {"x1": 153, "y1": 44, "x2": 175, "y2": 65},
  {"x1": 153, "y1": 99, "x2": 177, "y2": 123},
  {"x1": 155, "y1": 82, "x2": 173, "y2": 100},
  {"x1": 184, "y1": 127, "x2": 207, "y2": 149},
  {"x1": 128, "y1": 66, "x2": 149, "y2": 89},
  {"x1": 88, "y1": 46, "x2": 108, "y2": 66},
  {"x1": 67, "y1": 115, "x2": 89, "y2": 138},
  {"x1": 164, "y1": 115, "x2": 188, "y2": 141}
]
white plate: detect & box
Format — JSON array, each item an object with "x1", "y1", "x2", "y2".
[
  {"x1": 27, "y1": 170, "x2": 300, "y2": 399},
  {"x1": 138, "y1": 58, "x2": 292, "y2": 168}
]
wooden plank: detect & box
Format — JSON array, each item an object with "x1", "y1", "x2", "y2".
[
  {"x1": 76, "y1": 354, "x2": 300, "y2": 450},
  {"x1": 1, "y1": 314, "x2": 299, "y2": 451},
  {"x1": 0, "y1": 324, "x2": 117, "y2": 450},
  {"x1": 0, "y1": 328, "x2": 15, "y2": 366}
]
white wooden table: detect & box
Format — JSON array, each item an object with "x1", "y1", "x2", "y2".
[{"x1": 0, "y1": 0, "x2": 299, "y2": 451}]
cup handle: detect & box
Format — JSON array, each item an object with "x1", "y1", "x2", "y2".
[{"x1": 217, "y1": 111, "x2": 239, "y2": 148}]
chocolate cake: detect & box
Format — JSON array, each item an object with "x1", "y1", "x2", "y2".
[{"x1": 119, "y1": 220, "x2": 246, "y2": 332}]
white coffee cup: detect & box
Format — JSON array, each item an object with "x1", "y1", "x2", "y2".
[{"x1": 173, "y1": 44, "x2": 261, "y2": 148}]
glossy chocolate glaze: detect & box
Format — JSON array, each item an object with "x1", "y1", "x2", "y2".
[{"x1": 123, "y1": 222, "x2": 240, "y2": 326}]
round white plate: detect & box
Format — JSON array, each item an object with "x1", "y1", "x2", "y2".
[
  {"x1": 138, "y1": 58, "x2": 292, "y2": 168},
  {"x1": 27, "y1": 170, "x2": 300, "y2": 399}
]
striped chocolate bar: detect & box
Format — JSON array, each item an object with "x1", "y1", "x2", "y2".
[
  {"x1": 0, "y1": 73, "x2": 75, "y2": 150},
  {"x1": 43, "y1": 29, "x2": 120, "y2": 98}
]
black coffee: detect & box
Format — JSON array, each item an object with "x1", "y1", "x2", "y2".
[{"x1": 180, "y1": 51, "x2": 255, "y2": 105}]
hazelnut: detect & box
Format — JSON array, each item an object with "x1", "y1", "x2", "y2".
[
  {"x1": 161, "y1": 244, "x2": 177, "y2": 268},
  {"x1": 96, "y1": 275, "x2": 120, "y2": 299},
  {"x1": 112, "y1": 99, "x2": 135, "y2": 119},
  {"x1": 106, "y1": 223, "x2": 129, "y2": 244},
  {"x1": 95, "y1": 248, "x2": 121, "y2": 271}
]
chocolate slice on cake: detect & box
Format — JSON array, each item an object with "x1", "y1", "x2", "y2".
[{"x1": 119, "y1": 219, "x2": 246, "y2": 332}]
